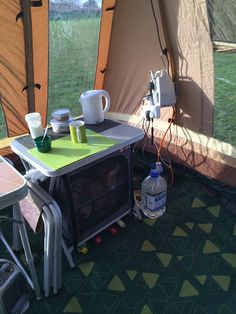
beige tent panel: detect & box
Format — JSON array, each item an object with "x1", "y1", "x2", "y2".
[
  {"x1": 103, "y1": 0, "x2": 214, "y2": 136},
  {"x1": 103, "y1": 0, "x2": 167, "y2": 115},
  {"x1": 159, "y1": 0, "x2": 214, "y2": 135},
  {"x1": 99, "y1": 0, "x2": 227, "y2": 184},
  {"x1": 106, "y1": 112, "x2": 236, "y2": 187},
  {"x1": 0, "y1": 1, "x2": 28, "y2": 136}
]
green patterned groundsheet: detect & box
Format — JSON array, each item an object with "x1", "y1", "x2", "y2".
[{"x1": 1, "y1": 172, "x2": 236, "y2": 314}]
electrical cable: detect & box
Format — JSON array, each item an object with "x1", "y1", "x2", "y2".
[
  {"x1": 166, "y1": 54, "x2": 170, "y2": 75},
  {"x1": 157, "y1": 106, "x2": 176, "y2": 162},
  {"x1": 150, "y1": 0, "x2": 164, "y2": 52},
  {"x1": 133, "y1": 116, "x2": 151, "y2": 154},
  {"x1": 151, "y1": 118, "x2": 154, "y2": 145},
  {"x1": 141, "y1": 119, "x2": 151, "y2": 155},
  {"x1": 160, "y1": 155, "x2": 174, "y2": 187},
  {"x1": 132, "y1": 117, "x2": 144, "y2": 153},
  {"x1": 150, "y1": 0, "x2": 169, "y2": 70},
  {"x1": 154, "y1": 106, "x2": 176, "y2": 187}
]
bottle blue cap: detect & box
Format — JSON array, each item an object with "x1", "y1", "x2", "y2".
[{"x1": 150, "y1": 169, "x2": 159, "y2": 177}]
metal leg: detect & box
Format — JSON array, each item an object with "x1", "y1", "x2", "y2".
[
  {"x1": 12, "y1": 207, "x2": 21, "y2": 251},
  {"x1": 133, "y1": 203, "x2": 143, "y2": 220},
  {"x1": 62, "y1": 240, "x2": 75, "y2": 269},
  {"x1": 50, "y1": 201, "x2": 63, "y2": 292},
  {"x1": 13, "y1": 203, "x2": 41, "y2": 300},
  {"x1": 0, "y1": 229, "x2": 32, "y2": 286},
  {"x1": 20, "y1": 158, "x2": 32, "y2": 172},
  {"x1": 52, "y1": 201, "x2": 75, "y2": 270},
  {"x1": 26, "y1": 182, "x2": 60, "y2": 297},
  {"x1": 23, "y1": 181, "x2": 75, "y2": 296},
  {"x1": 42, "y1": 207, "x2": 54, "y2": 297}
]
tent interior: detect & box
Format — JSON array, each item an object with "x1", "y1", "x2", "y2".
[{"x1": 0, "y1": 0, "x2": 236, "y2": 313}]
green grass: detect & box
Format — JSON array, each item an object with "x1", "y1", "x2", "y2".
[
  {"x1": 0, "y1": 18, "x2": 100, "y2": 139},
  {"x1": 214, "y1": 52, "x2": 236, "y2": 145},
  {"x1": 0, "y1": 19, "x2": 236, "y2": 148},
  {"x1": 48, "y1": 17, "x2": 100, "y2": 119},
  {"x1": 0, "y1": 110, "x2": 7, "y2": 138}
]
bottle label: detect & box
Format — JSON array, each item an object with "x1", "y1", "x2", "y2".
[{"x1": 146, "y1": 191, "x2": 167, "y2": 211}]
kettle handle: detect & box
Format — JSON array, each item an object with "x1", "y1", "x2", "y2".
[{"x1": 100, "y1": 90, "x2": 110, "y2": 113}]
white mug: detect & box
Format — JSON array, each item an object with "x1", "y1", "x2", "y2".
[
  {"x1": 25, "y1": 112, "x2": 43, "y2": 139},
  {"x1": 80, "y1": 90, "x2": 110, "y2": 125}
]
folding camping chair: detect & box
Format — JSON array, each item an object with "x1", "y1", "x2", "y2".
[{"x1": 14, "y1": 179, "x2": 74, "y2": 297}]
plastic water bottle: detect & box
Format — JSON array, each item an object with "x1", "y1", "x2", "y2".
[{"x1": 141, "y1": 165, "x2": 167, "y2": 219}]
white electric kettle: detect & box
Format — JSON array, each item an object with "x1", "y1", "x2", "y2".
[{"x1": 79, "y1": 90, "x2": 110, "y2": 124}]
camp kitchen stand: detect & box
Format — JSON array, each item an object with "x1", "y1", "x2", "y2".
[{"x1": 11, "y1": 119, "x2": 144, "y2": 297}]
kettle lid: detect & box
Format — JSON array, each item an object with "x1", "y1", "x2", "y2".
[{"x1": 80, "y1": 90, "x2": 104, "y2": 99}]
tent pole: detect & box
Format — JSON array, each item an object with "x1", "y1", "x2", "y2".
[{"x1": 20, "y1": 0, "x2": 35, "y2": 113}]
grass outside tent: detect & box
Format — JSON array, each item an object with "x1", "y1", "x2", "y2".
[
  {"x1": 214, "y1": 52, "x2": 236, "y2": 145},
  {"x1": 0, "y1": 18, "x2": 235, "y2": 147},
  {"x1": 48, "y1": 18, "x2": 100, "y2": 119}
]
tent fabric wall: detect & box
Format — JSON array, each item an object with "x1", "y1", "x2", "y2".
[
  {"x1": 159, "y1": 0, "x2": 214, "y2": 136},
  {"x1": 102, "y1": 0, "x2": 214, "y2": 135},
  {"x1": 0, "y1": 1, "x2": 29, "y2": 137},
  {"x1": 102, "y1": 0, "x2": 167, "y2": 116},
  {"x1": 106, "y1": 112, "x2": 236, "y2": 187},
  {"x1": 100, "y1": 0, "x2": 236, "y2": 187},
  {"x1": 0, "y1": 0, "x2": 48, "y2": 150}
]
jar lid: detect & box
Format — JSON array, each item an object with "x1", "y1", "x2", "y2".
[
  {"x1": 50, "y1": 116, "x2": 73, "y2": 125},
  {"x1": 51, "y1": 108, "x2": 70, "y2": 121}
]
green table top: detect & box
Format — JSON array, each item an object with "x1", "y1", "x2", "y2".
[{"x1": 28, "y1": 130, "x2": 118, "y2": 171}]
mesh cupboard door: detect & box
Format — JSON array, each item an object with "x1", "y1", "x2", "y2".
[{"x1": 69, "y1": 147, "x2": 133, "y2": 244}]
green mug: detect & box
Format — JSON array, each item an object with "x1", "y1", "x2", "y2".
[
  {"x1": 69, "y1": 121, "x2": 87, "y2": 143},
  {"x1": 34, "y1": 135, "x2": 51, "y2": 153}
]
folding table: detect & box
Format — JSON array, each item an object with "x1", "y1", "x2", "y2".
[
  {"x1": 0, "y1": 156, "x2": 41, "y2": 300},
  {"x1": 10, "y1": 119, "x2": 144, "y2": 296}
]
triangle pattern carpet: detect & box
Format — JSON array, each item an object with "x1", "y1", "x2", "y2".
[{"x1": 1, "y1": 172, "x2": 236, "y2": 314}]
